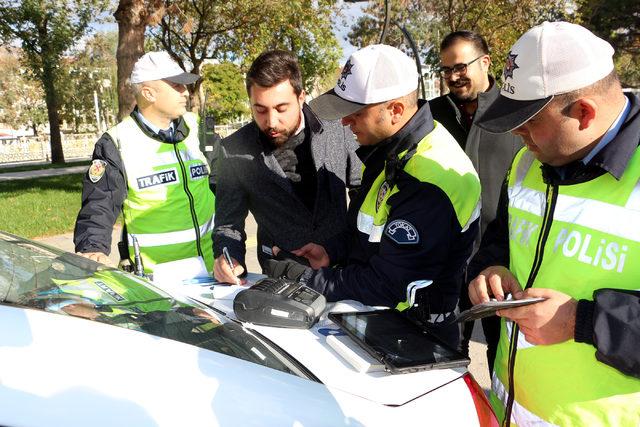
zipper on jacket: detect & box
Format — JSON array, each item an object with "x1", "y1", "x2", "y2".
[
  {"x1": 174, "y1": 144, "x2": 203, "y2": 258},
  {"x1": 503, "y1": 183, "x2": 558, "y2": 427}
]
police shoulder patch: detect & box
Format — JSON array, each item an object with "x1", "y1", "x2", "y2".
[
  {"x1": 384, "y1": 219, "x2": 420, "y2": 245},
  {"x1": 88, "y1": 159, "x2": 107, "y2": 183}
]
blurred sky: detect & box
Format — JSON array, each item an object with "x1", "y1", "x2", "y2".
[{"x1": 335, "y1": 1, "x2": 368, "y2": 63}]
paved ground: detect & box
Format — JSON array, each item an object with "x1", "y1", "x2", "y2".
[
  {"x1": 0, "y1": 165, "x2": 87, "y2": 181},
  {"x1": 34, "y1": 213, "x2": 491, "y2": 391}
]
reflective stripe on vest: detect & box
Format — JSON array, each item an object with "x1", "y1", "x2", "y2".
[
  {"x1": 128, "y1": 216, "x2": 214, "y2": 247},
  {"x1": 356, "y1": 209, "x2": 385, "y2": 243},
  {"x1": 509, "y1": 151, "x2": 640, "y2": 243},
  {"x1": 490, "y1": 372, "x2": 558, "y2": 427},
  {"x1": 107, "y1": 112, "x2": 215, "y2": 274},
  {"x1": 492, "y1": 147, "x2": 640, "y2": 426}
]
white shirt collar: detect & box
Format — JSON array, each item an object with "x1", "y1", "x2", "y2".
[
  {"x1": 135, "y1": 110, "x2": 174, "y2": 137},
  {"x1": 293, "y1": 108, "x2": 305, "y2": 136}
]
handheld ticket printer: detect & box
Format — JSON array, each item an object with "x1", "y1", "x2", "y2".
[{"x1": 233, "y1": 277, "x2": 326, "y2": 329}]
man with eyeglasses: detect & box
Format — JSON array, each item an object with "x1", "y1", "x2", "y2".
[{"x1": 429, "y1": 31, "x2": 522, "y2": 371}]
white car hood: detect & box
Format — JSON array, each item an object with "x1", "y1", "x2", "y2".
[
  {"x1": 0, "y1": 304, "x2": 398, "y2": 427},
  {"x1": 197, "y1": 285, "x2": 467, "y2": 406}
]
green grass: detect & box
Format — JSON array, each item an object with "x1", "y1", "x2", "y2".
[
  {"x1": 0, "y1": 160, "x2": 91, "y2": 173},
  {"x1": 0, "y1": 174, "x2": 84, "y2": 238}
]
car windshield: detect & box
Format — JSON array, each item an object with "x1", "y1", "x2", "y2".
[{"x1": 0, "y1": 232, "x2": 312, "y2": 380}]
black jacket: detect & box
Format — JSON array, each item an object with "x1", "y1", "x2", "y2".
[
  {"x1": 429, "y1": 78, "x2": 523, "y2": 243},
  {"x1": 213, "y1": 104, "x2": 361, "y2": 269},
  {"x1": 73, "y1": 110, "x2": 217, "y2": 255},
  {"x1": 309, "y1": 101, "x2": 479, "y2": 315},
  {"x1": 469, "y1": 93, "x2": 640, "y2": 378}
]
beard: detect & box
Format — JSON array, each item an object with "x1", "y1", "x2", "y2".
[
  {"x1": 448, "y1": 78, "x2": 478, "y2": 103},
  {"x1": 260, "y1": 112, "x2": 302, "y2": 147},
  {"x1": 263, "y1": 125, "x2": 297, "y2": 146}
]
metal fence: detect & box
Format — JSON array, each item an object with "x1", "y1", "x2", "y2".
[
  {"x1": 0, "y1": 133, "x2": 96, "y2": 164},
  {"x1": 0, "y1": 120, "x2": 251, "y2": 165},
  {"x1": 215, "y1": 120, "x2": 251, "y2": 138}
]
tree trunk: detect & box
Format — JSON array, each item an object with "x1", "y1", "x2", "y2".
[
  {"x1": 114, "y1": 0, "x2": 147, "y2": 121},
  {"x1": 189, "y1": 81, "x2": 202, "y2": 113},
  {"x1": 32, "y1": 123, "x2": 38, "y2": 137},
  {"x1": 42, "y1": 62, "x2": 65, "y2": 164}
]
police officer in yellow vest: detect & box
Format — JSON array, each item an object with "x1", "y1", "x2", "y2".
[
  {"x1": 265, "y1": 45, "x2": 481, "y2": 348},
  {"x1": 468, "y1": 22, "x2": 640, "y2": 426},
  {"x1": 74, "y1": 51, "x2": 215, "y2": 275}
]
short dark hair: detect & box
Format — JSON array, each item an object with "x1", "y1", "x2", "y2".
[
  {"x1": 554, "y1": 70, "x2": 621, "y2": 116},
  {"x1": 440, "y1": 31, "x2": 489, "y2": 56},
  {"x1": 246, "y1": 50, "x2": 303, "y2": 97},
  {"x1": 399, "y1": 89, "x2": 418, "y2": 108}
]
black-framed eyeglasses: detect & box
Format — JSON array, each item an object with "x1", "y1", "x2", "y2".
[{"x1": 437, "y1": 55, "x2": 484, "y2": 78}]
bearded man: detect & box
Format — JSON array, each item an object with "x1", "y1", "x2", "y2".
[{"x1": 212, "y1": 50, "x2": 361, "y2": 283}]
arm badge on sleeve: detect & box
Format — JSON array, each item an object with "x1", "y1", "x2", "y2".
[
  {"x1": 88, "y1": 160, "x2": 107, "y2": 183},
  {"x1": 376, "y1": 181, "x2": 390, "y2": 212},
  {"x1": 384, "y1": 219, "x2": 420, "y2": 245}
]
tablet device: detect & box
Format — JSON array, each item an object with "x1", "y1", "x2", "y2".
[
  {"x1": 328, "y1": 309, "x2": 469, "y2": 373},
  {"x1": 456, "y1": 297, "x2": 546, "y2": 323}
]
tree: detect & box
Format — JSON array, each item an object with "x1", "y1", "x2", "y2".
[
  {"x1": 148, "y1": 0, "x2": 265, "y2": 111},
  {"x1": 613, "y1": 53, "x2": 640, "y2": 89},
  {"x1": 346, "y1": 0, "x2": 435, "y2": 58},
  {"x1": 0, "y1": 0, "x2": 108, "y2": 163},
  {"x1": 201, "y1": 62, "x2": 249, "y2": 124},
  {"x1": 231, "y1": 0, "x2": 341, "y2": 96},
  {"x1": 577, "y1": 0, "x2": 640, "y2": 87},
  {"x1": 59, "y1": 32, "x2": 118, "y2": 133},
  {"x1": 0, "y1": 47, "x2": 48, "y2": 135},
  {"x1": 150, "y1": 0, "x2": 341, "y2": 110},
  {"x1": 114, "y1": 0, "x2": 164, "y2": 120},
  {"x1": 347, "y1": 0, "x2": 570, "y2": 79}
]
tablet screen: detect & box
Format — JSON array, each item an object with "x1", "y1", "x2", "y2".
[{"x1": 329, "y1": 310, "x2": 469, "y2": 372}]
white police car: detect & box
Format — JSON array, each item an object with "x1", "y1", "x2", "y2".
[{"x1": 0, "y1": 231, "x2": 496, "y2": 426}]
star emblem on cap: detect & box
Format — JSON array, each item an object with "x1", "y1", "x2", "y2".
[
  {"x1": 340, "y1": 59, "x2": 354, "y2": 81},
  {"x1": 503, "y1": 52, "x2": 519, "y2": 80}
]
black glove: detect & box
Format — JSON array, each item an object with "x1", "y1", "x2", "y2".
[{"x1": 264, "y1": 258, "x2": 314, "y2": 284}]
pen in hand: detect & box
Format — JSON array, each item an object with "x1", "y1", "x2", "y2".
[{"x1": 222, "y1": 247, "x2": 240, "y2": 285}]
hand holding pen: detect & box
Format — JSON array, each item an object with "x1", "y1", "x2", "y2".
[{"x1": 213, "y1": 247, "x2": 245, "y2": 285}]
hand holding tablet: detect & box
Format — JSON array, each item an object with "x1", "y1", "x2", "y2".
[{"x1": 456, "y1": 296, "x2": 546, "y2": 323}]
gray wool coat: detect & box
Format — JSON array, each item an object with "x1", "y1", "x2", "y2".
[
  {"x1": 429, "y1": 81, "x2": 523, "y2": 244},
  {"x1": 213, "y1": 104, "x2": 361, "y2": 269}
]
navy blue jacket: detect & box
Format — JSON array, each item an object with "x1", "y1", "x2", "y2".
[{"x1": 308, "y1": 102, "x2": 478, "y2": 315}]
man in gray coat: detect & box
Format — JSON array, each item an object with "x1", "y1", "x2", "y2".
[
  {"x1": 213, "y1": 50, "x2": 361, "y2": 283},
  {"x1": 429, "y1": 31, "x2": 522, "y2": 370}
]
